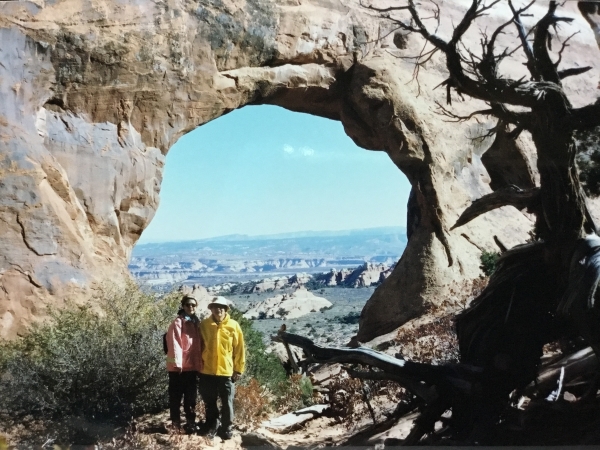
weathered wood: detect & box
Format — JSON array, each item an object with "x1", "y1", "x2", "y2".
[
  {"x1": 450, "y1": 186, "x2": 540, "y2": 230},
  {"x1": 261, "y1": 405, "x2": 329, "y2": 432},
  {"x1": 277, "y1": 332, "x2": 484, "y2": 403},
  {"x1": 528, "y1": 347, "x2": 599, "y2": 394}
]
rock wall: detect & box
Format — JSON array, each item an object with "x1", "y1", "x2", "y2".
[{"x1": 0, "y1": 0, "x2": 598, "y2": 340}]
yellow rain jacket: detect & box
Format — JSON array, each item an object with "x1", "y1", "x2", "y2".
[{"x1": 199, "y1": 313, "x2": 245, "y2": 376}]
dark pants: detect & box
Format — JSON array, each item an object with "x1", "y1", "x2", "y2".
[
  {"x1": 168, "y1": 371, "x2": 197, "y2": 425},
  {"x1": 198, "y1": 374, "x2": 235, "y2": 431}
]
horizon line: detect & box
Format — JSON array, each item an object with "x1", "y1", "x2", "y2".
[{"x1": 136, "y1": 225, "x2": 407, "y2": 245}]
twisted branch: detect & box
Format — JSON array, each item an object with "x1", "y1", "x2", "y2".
[{"x1": 451, "y1": 186, "x2": 540, "y2": 230}]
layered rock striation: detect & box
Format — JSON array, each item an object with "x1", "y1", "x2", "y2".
[{"x1": 1, "y1": 0, "x2": 598, "y2": 340}]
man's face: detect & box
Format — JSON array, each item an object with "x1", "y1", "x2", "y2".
[{"x1": 210, "y1": 305, "x2": 227, "y2": 322}]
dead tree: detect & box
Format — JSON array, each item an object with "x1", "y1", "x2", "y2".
[
  {"x1": 373, "y1": 0, "x2": 600, "y2": 416},
  {"x1": 281, "y1": 0, "x2": 600, "y2": 444}
]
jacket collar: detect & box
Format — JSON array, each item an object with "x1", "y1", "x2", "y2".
[{"x1": 178, "y1": 309, "x2": 199, "y2": 325}]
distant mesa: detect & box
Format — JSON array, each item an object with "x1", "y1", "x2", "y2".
[
  {"x1": 129, "y1": 228, "x2": 406, "y2": 287},
  {"x1": 315, "y1": 263, "x2": 394, "y2": 288},
  {"x1": 205, "y1": 262, "x2": 396, "y2": 295},
  {"x1": 242, "y1": 273, "x2": 312, "y2": 293},
  {"x1": 243, "y1": 287, "x2": 332, "y2": 320}
]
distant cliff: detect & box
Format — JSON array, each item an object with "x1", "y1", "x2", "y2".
[{"x1": 129, "y1": 228, "x2": 405, "y2": 285}]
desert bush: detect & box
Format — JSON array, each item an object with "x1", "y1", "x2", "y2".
[
  {"x1": 480, "y1": 250, "x2": 500, "y2": 276},
  {"x1": 234, "y1": 378, "x2": 271, "y2": 427},
  {"x1": 327, "y1": 372, "x2": 408, "y2": 428},
  {"x1": 395, "y1": 314, "x2": 460, "y2": 364},
  {"x1": 393, "y1": 278, "x2": 488, "y2": 364},
  {"x1": 229, "y1": 310, "x2": 313, "y2": 417},
  {"x1": 229, "y1": 309, "x2": 288, "y2": 390},
  {"x1": 0, "y1": 281, "x2": 180, "y2": 424},
  {"x1": 575, "y1": 127, "x2": 600, "y2": 197},
  {"x1": 272, "y1": 374, "x2": 314, "y2": 412},
  {"x1": 334, "y1": 311, "x2": 361, "y2": 325}
]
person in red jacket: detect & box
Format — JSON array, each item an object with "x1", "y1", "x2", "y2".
[{"x1": 166, "y1": 294, "x2": 203, "y2": 433}]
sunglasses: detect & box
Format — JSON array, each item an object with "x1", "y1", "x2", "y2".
[{"x1": 183, "y1": 303, "x2": 197, "y2": 308}]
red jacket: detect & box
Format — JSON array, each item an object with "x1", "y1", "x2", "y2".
[{"x1": 166, "y1": 314, "x2": 203, "y2": 372}]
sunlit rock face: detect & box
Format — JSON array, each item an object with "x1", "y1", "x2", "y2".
[
  {"x1": 244, "y1": 287, "x2": 332, "y2": 320},
  {"x1": 0, "y1": 0, "x2": 598, "y2": 340}
]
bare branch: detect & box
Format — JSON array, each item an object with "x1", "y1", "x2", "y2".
[
  {"x1": 345, "y1": 368, "x2": 438, "y2": 403},
  {"x1": 554, "y1": 31, "x2": 579, "y2": 68},
  {"x1": 406, "y1": 0, "x2": 449, "y2": 52},
  {"x1": 435, "y1": 101, "x2": 494, "y2": 122},
  {"x1": 532, "y1": 1, "x2": 573, "y2": 83},
  {"x1": 451, "y1": 186, "x2": 541, "y2": 230},
  {"x1": 478, "y1": 19, "x2": 513, "y2": 83},
  {"x1": 277, "y1": 331, "x2": 485, "y2": 398},
  {"x1": 370, "y1": 0, "x2": 557, "y2": 109},
  {"x1": 489, "y1": 103, "x2": 532, "y2": 127},
  {"x1": 452, "y1": 0, "x2": 501, "y2": 45},
  {"x1": 509, "y1": 0, "x2": 539, "y2": 79},
  {"x1": 359, "y1": 1, "x2": 410, "y2": 14},
  {"x1": 558, "y1": 66, "x2": 592, "y2": 80}
]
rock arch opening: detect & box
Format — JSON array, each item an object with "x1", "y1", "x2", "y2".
[{"x1": 131, "y1": 104, "x2": 411, "y2": 343}]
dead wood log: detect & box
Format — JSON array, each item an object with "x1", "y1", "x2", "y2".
[
  {"x1": 275, "y1": 331, "x2": 483, "y2": 401},
  {"x1": 525, "y1": 346, "x2": 599, "y2": 396},
  {"x1": 451, "y1": 186, "x2": 540, "y2": 230}
]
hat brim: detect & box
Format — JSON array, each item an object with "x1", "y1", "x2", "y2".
[{"x1": 208, "y1": 302, "x2": 229, "y2": 310}]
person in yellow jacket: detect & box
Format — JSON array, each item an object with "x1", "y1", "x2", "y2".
[{"x1": 198, "y1": 297, "x2": 245, "y2": 440}]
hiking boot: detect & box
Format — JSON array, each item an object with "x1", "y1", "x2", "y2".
[
  {"x1": 183, "y1": 422, "x2": 199, "y2": 434},
  {"x1": 219, "y1": 428, "x2": 233, "y2": 440},
  {"x1": 202, "y1": 420, "x2": 219, "y2": 439},
  {"x1": 167, "y1": 422, "x2": 182, "y2": 434}
]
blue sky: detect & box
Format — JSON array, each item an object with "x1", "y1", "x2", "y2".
[{"x1": 138, "y1": 105, "x2": 412, "y2": 243}]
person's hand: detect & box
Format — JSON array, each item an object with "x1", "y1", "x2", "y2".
[{"x1": 232, "y1": 371, "x2": 241, "y2": 382}]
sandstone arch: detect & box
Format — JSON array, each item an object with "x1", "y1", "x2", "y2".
[{"x1": 3, "y1": 0, "x2": 596, "y2": 340}]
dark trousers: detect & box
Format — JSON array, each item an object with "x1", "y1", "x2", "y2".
[
  {"x1": 168, "y1": 371, "x2": 197, "y2": 424},
  {"x1": 198, "y1": 374, "x2": 235, "y2": 431}
]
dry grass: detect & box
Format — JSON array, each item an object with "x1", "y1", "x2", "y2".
[
  {"x1": 235, "y1": 378, "x2": 271, "y2": 428},
  {"x1": 326, "y1": 372, "x2": 409, "y2": 430},
  {"x1": 395, "y1": 278, "x2": 488, "y2": 364}
]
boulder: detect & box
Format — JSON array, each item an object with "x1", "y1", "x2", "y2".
[{"x1": 244, "y1": 287, "x2": 332, "y2": 320}]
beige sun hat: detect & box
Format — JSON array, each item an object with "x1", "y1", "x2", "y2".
[{"x1": 207, "y1": 296, "x2": 230, "y2": 310}]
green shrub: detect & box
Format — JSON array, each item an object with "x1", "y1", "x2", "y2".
[
  {"x1": 228, "y1": 309, "x2": 287, "y2": 390},
  {"x1": 480, "y1": 250, "x2": 500, "y2": 276},
  {"x1": 335, "y1": 311, "x2": 360, "y2": 324},
  {"x1": 272, "y1": 374, "x2": 314, "y2": 411},
  {"x1": 229, "y1": 310, "x2": 314, "y2": 413},
  {"x1": 0, "y1": 282, "x2": 179, "y2": 424}
]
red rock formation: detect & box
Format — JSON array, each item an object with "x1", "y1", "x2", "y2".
[{"x1": 0, "y1": 0, "x2": 598, "y2": 341}]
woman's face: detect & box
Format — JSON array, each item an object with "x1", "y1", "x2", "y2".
[{"x1": 182, "y1": 300, "x2": 197, "y2": 315}]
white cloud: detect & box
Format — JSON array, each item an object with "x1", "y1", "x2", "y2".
[
  {"x1": 283, "y1": 144, "x2": 316, "y2": 158},
  {"x1": 301, "y1": 147, "x2": 315, "y2": 157}
]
